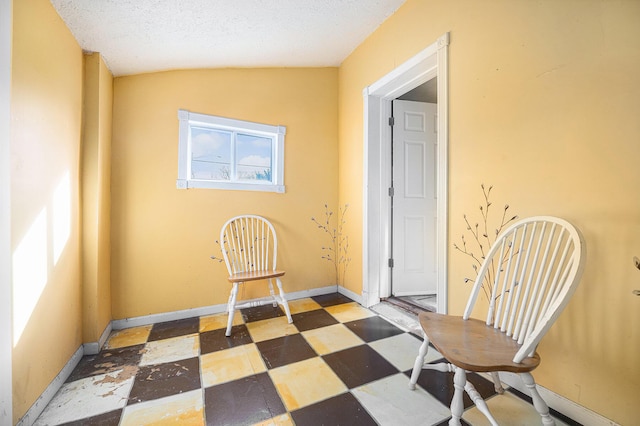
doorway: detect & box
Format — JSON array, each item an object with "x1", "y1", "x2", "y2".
[
  {"x1": 362, "y1": 33, "x2": 449, "y2": 313},
  {"x1": 390, "y1": 97, "x2": 438, "y2": 311}
]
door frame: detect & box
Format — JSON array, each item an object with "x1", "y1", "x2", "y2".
[
  {"x1": 362, "y1": 33, "x2": 449, "y2": 313},
  {"x1": 1, "y1": 0, "x2": 13, "y2": 421}
]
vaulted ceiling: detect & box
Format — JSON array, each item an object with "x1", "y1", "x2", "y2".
[{"x1": 50, "y1": 0, "x2": 407, "y2": 76}]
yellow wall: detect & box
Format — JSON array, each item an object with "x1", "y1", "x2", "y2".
[
  {"x1": 10, "y1": 0, "x2": 84, "y2": 422},
  {"x1": 9, "y1": 0, "x2": 639, "y2": 423},
  {"x1": 81, "y1": 53, "x2": 114, "y2": 343},
  {"x1": 338, "y1": 0, "x2": 640, "y2": 424},
  {"x1": 111, "y1": 68, "x2": 339, "y2": 319}
]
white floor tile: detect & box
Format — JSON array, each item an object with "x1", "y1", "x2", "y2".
[
  {"x1": 301, "y1": 323, "x2": 364, "y2": 355},
  {"x1": 463, "y1": 391, "x2": 570, "y2": 426},
  {"x1": 139, "y1": 333, "x2": 199, "y2": 366},
  {"x1": 34, "y1": 369, "x2": 135, "y2": 425},
  {"x1": 369, "y1": 333, "x2": 426, "y2": 371},
  {"x1": 120, "y1": 389, "x2": 204, "y2": 425},
  {"x1": 370, "y1": 302, "x2": 422, "y2": 334},
  {"x1": 352, "y1": 373, "x2": 451, "y2": 426}
]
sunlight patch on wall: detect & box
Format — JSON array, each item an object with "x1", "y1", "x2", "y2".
[
  {"x1": 52, "y1": 171, "x2": 70, "y2": 264},
  {"x1": 12, "y1": 208, "x2": 47, "y2": 346},
  {"x1": 12, "y1": 171, "x2": 72, "y2": 346}
]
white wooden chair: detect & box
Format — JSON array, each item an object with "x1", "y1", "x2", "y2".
[
  {"x1": 219, "y1": 215, "x2": 292, "y2": 336},
  {"x1": 409, "y1": 216, "x2": 586, "y2": 425}
]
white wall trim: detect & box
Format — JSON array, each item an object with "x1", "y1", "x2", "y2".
[
  {"x1": 176, "y1": 109, "x2": 286, "y2": 193},
  {"x1": 16, "y1": 346, "x2": 84, "y2": 426},
  {"x1": 20, "y1": 285, "x2": 611, "y2": 426},
  {"x1": 0, "y1": 0, "x2": 12, "y2": 423},
  {"x1": 497, "y1": 372, "x2": 618, "y2": 426},
  {"x1": 82, "y1": 321, "x2": 113, "y2": 355},
  {"x1": 113, "y1": 285, "x2": 339, "y2": 330},
  {"x1": 337, "y1": 285, "x2": 364, "y2": 305},
  {"x1": 20, "y1": 285, "x2": 341, "y2": 424},
  {"x1": 362, "y1": 32, "x2": 449, "y2": 312}
]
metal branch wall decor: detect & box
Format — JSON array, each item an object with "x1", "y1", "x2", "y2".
[
  {"x1": 453, "y1": 184, "x2": 518, "y2": 300},
  {"x1": 312, "y1": 204, "x2": 351, "y2": 286}
]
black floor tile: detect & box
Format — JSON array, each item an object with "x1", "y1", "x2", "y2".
[
  {"x1": 256, "y1": 333, "x2": 317, "y2": 369},
  {"x1": 60, "y1": 409, "x2": 122, "y2": 426},
  {"x1": 408, "y1": 363, "x2": 497, "y2": 409},
  {"x1": 204, "y1": 372, "x2": 286, "y2": 425},
  {"x1": 290, "y1": 392, "x2": 377, "y2": 426},
  {"x1": 148, "y1": 317, "x2": 200, "y2": 341},
  {"x1": 311, "y1": 292, "x2": 353, "y2": 307},
  {"x1": 291, "y1": 308, "x2": 339, "y2": 332},
  {"x1": 434, "y1": 417, "x2": 471, "y2": 426},
  {"x1": 128, "y1": 357, "x2": 201, "y2": 404},
  {"x1": 344, "y1": 315, "x2": 405, "y2": 342},
  {"x1": 200, "y1": 324, "x2": 253, "y2": 355},
  {"x1": 66, "y1": 344, "x2": 144, "y2": 383},
  {"x1": 240, "y1": 304, "x2": 286, "y2": 323},
  {"x1": 323, "y1": 344, "x2": 398, "y2": 389},
  {"x1": 36, "y1": 293, "x2": 578, "y2": 426}
]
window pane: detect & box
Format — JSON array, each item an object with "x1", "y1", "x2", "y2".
[
  {"x1": 190, "y1": 127, "x2": 231, "y2": 180},
  {"x1": 236, "y1": 133, "x2": 273, "y2": 182}
]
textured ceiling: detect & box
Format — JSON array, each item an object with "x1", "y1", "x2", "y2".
[{"x1": 50, "y1": 0, "x2": 406, "y2": 76}]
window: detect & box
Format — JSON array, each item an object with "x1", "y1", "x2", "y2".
[{"x1": 177, "y1": 109, "x2": 286, "y2": 192}]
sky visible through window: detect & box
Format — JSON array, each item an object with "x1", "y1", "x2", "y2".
[{"x1": 190, "y1": 126, "x2": 272, "y2": 182}]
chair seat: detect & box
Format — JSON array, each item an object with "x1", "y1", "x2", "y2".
[
  {"x1": 419, "y1": 311, "x2": 540, "y2": 373},
  {"x1": 228, "y1": 270, "x2": 285, "y2": 283}
]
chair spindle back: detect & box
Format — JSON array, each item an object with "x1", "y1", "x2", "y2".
[
  {"x1": 463, "y1": 216, "x2": 586, "y2": 363},
  {"x1": 220, "y1": 215, "x2": 278, "y2": 276}
]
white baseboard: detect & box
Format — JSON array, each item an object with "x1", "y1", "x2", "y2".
[
  {"x1": 498, "y1": 372, "x2": 618, "y2": 426},
  {"x1": 112, "y1": 302, "x2": 227, "y2": 330},
  {"x1": 83, "y1": 321, "x2": 113, "y2": 355},
  {"x1": 19, "y1": 285, "x2": 340, "y2": 425},
  {"x1": 17, "y1": 346, "x2": 83, "y2": 426},
  {"x1": 337, "y1": 285, "x2": 364, "y2": 305},
  {"x1": 20, "y1": 288, "x2": 614, "y2": 426},
  {"x1": 293, "y1": 285, "x2": 339, "y2": 300},
  {"x1": 112, "y1": 285, "x2": 339, "y2": 330}
]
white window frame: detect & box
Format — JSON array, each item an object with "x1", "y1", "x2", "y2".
[{"x1": 177, "y1": 109, "x2": 286, "y2": 193}]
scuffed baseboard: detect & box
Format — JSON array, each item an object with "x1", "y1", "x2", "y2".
[
  {"x1": 19, "y1": 285, "x2": 340, "y2": 425},
  {"x1": 111, "y1": 285, "x2": 338, "y2": 330},
  {"x1": 23, "y1": 287, "x2": 612, "y2": 426},
  {"x1": 83, "y1": 321, "x2": 113, "y2": 356},
  {"x1": 498, "y1": 372, "x2": 618, "y2": 426},
  {"x1": 337, "y1": 285, "x2": 363, "y2": 305},
  {"x1": 17, "y1": 346, "x2": 83, "y2": 426}
]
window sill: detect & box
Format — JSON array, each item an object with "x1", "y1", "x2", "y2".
[{"x1": 176, "y1": 179, "x2": 285, "y2": 193}]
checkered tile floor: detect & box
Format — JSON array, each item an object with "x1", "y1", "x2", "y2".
[{"x1": 34, "y1": 293, "x2": 579, "y2": 425}]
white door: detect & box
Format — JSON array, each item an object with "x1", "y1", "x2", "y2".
[{"x1": 392, "y1": 100, "x2": 437, "y2": 296}]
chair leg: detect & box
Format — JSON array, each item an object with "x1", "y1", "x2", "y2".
[
  {"x1": 490, "y1": 371, "x2": 505, "y2": 394},
  {"x1": 268, "y1": 279, "x2": 278, "y2": 307},
  {"x1": 449, "y1": 367, "x2": 467, "y2": 426},
  {"x1": 521, "y1": 372, "x2": 555, "y2": 426},
  {"x1": 464, "y1": 380, "x2": 499, "y2": 426},
  {"x1": 226, "y1": 283, "x2": 239, "y2": 337},
  {"x1": 409, "y1": 333, "x2": 430, "y2": 390},
  {"x1": 275, "y1": 277, "x2": 292, "y2": 323}
]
